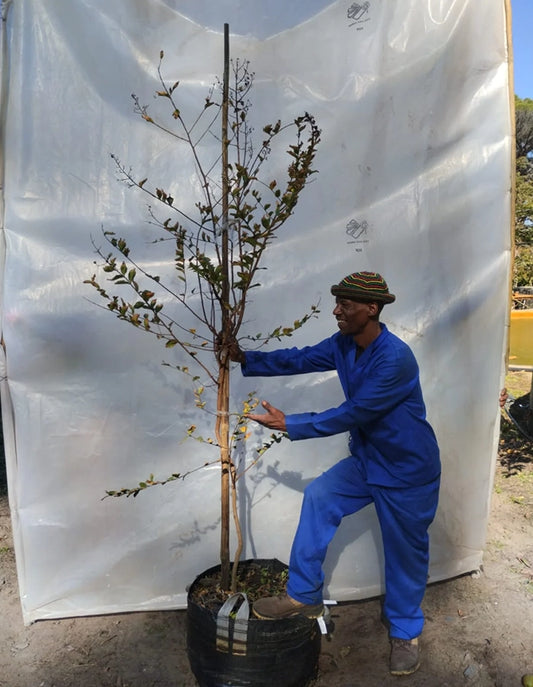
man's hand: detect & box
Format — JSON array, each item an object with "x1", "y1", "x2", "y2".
[
  {"x1": 215, "y1": 335, "x2": 246, "y2": 364},
  {"x1": 227, "y1": 340, "x2": 246, "y2": 364},
  {"x1": 247, "y1": 400, "x2": 287, "y2": 432},
  {"x1": 499, "y1": 387, "x2": 508, "y2": 408}
]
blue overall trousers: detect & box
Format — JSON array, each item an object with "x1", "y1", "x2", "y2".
[{"x1": 286, "y1": 455, "x2": 440, "y2": 640}]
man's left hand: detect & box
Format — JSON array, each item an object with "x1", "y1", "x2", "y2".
[{"x1": 247, "y1": 400, "x2": 287, "y2": 432}]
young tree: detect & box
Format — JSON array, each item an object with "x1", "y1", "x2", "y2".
[{"x1": 85, "y1": 28, "x2": 321, "y2": 591}]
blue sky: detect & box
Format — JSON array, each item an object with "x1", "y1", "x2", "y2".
[{"x1": 512, "y1": 0, "x2": 533, "y2": 98}]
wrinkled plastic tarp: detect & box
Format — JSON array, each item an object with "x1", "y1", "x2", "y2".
[{"x1": 0, "y1": 0, "x2": 512, "y2": 623}]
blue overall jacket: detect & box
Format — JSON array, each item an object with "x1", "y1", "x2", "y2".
[{"x1": 242, "y1": 324, "x2": 440, "y2": 488}]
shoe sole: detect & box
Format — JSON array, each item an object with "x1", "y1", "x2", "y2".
[
  {"x1": 252, "y1": 607, "x2": 324, "y2": 621},
  {"x1": 390, "y1": 660, "x2": 421, "y2": 676}
]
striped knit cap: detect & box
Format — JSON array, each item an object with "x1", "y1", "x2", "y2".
[{"x1": 330, "y1": 271, "x2": 396, "y2": 304}]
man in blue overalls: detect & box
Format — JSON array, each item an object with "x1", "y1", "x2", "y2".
[{"x1": 229, "y1": 271, "x2": 441, "y2": 676}]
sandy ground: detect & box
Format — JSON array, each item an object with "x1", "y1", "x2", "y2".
[{"x1": 1, "y1": 373, "x2": 532, "y2": 687}]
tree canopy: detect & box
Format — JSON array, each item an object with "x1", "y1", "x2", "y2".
[
  {"x1": 515, "y1": 96, "x2": 533, "y2": 159},
  {"x1": 514, "y1": 97, "x2": 533, "y2": 287}
]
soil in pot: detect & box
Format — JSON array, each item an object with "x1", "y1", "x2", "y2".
[{"x1": 187, "y1": 559, "x2": 321, "y2": 687}]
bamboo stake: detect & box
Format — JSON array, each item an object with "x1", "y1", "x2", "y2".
[{"x1": 217, "y1": 22, "x2": 232, "y2": 591}]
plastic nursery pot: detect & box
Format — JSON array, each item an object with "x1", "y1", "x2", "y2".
[{"x1": 186, "y1": 558, "x2": 321, "y2": 687}]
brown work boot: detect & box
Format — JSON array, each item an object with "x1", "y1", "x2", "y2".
[
  {"x1": 389, "y1": 637, "x2": 420, "y2": 676},
  {"x1": 252, "y1": 593, "x2": 324, "y2": 620}
]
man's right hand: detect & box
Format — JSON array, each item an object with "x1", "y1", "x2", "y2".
[
  {"x1": 227, "y1": 339, "x2": 245, "y2": 364},
  {"x1": 215, "y1": 335, "x2": 245, "y2": 364}
]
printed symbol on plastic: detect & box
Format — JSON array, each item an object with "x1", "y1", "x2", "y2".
[
  {"x1": 347, "y1": 2, "x2": 370, "y2": 26},
  {"x1": 346, "y1": 219, "x2": 369, "y2": 252},
  {"x1": 346, "y1": 219, "x2": 368, "y2": 240}
]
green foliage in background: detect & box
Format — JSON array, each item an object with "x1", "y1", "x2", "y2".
[{"x1": 514, "y1": 97, "x2": 533, "y2": 287}]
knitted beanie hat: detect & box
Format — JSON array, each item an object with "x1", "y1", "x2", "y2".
[{"x1": 330, "y1": 271, "x2": 396, "y2": 304}]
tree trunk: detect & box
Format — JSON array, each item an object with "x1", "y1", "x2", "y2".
[{"x1": 216, "y1": 359, "x2": 231, "y2": 590}]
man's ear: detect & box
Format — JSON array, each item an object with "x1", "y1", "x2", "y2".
[{"x1": 367, "y1": 301, "x2": 379, "y2": 316}]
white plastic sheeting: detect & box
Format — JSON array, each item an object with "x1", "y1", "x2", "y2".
[{"x1": 0, "y1": 0, "x2": 512, "y2": 624}]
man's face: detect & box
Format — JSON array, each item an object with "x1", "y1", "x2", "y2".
[{"x1": 333, "y1": 297, "x2": 376, "y2": 337}]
